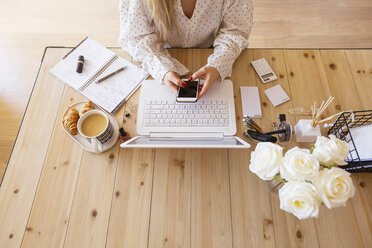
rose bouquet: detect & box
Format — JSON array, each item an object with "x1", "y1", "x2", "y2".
[{"x1": 249, "y1": 135, "x2": 355, "y2": 219}]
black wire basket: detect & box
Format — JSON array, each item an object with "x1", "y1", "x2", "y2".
[{"x1": 328, "y1": 110, "x2": 372, "y2": 173}]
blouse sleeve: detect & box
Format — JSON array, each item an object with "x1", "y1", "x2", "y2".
[
  {"x1": 119, "y1": 0, "x2": 189, "y2": 81},
  {"x1": 207, "y1": 0, "x2": 253, "y2": 80}
]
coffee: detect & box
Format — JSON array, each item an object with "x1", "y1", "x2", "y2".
[{"x1": 81, "y1": 113, "x2": 107, "y2": 137}]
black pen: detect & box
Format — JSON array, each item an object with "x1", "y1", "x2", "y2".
[
  {"x1": 76, "y1": 55, "x2": 84, "y2": 73},
  {"x1": 96, "y1": 66, "x2": 127, "y2": 83}
]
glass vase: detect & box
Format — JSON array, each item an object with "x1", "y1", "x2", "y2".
[{"x1": 266, "y1": 180, "x2": 284, "y2": 195}]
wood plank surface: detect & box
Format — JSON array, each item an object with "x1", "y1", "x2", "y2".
[
  {"x1": 228, "y1": 49, "x2": 276, "y2": 248},
  {"x1": 323, "y1": 50, "x2": 372, "y2": 248},
  {"x1": 63, "y1": 49, "x2": 131, "y2": 248},
  {"x1": 191, "y1": 149, "x2": 233, "y2": 248},
  {"x1": 263, "y1": 50, "x2": 320, "y2": 248},
  {"x1": 1, "y1": 48, "x2": 372, "y2": 248},
  {"x1": 0, "y1": 48, "x2": 66, "y2": 248},
  {"x1": 105, "y1": 50, "x2": 155, "y2": 248},
  {"x1": 105, "y1": 148, "x2": 155, "y2": 248},
  {"x1": 345, "y1": 50, "x2": 372, "y2": 110},
  {"x1": 148, "y1": 149, "x2": 191, "y2": 248},
  {"x1": 344, "y1": 50, "x2": 372, "y2": 247},
  {"x1": 21, "y1": 87, "x2": 84, "y2": 247},
  {"x1": 273, "y1": 50, "x2": 323, "y2": 248},
  {"x1": 284, "y1": 50, "x2": 327, "y2": 113},
  {"x1": 315, "y1": 50, "x2": 364, "y2": 248},
  {"x1": 285, "y1": 50, "x2": 363, "y2": 248},
  {"x1": 349, "y1": 173, "x2": 372, "y2": 248},
  {"x1": 228, "y1": 149, "x2": 276, "y2": 248},
  {"x1": 252, "y1": 49, "x2": 295, "y2": 131},
  {"x1": 318, "y1": 50, "x2": 362, "y2": 112},
  {"x1": 147, "y1": 49, "x2": 193, "y2": 248},
  {"x1": 190, "y1": 50, "x2": 233, "y2": 248},
  {"x1": 63, "y1": 146, "x2": 119, "y2": 248},
  {"x1": 230, "y1": 49, "x2": 257, "y2": 139}
]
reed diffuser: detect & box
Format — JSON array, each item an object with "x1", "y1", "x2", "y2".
[
  {"x1": 294, "y1": 96, "x2": 335, "y2": 142},
  {"x1": 311, "y1": 96, "x2": 334, "y2": 127}
]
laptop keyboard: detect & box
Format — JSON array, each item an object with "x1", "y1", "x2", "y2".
[{"x1": 143, "y1": 99, "x2": 230, "y2": 127}]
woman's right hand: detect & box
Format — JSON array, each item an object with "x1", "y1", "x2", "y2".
[{"x1": 163, "y1": 71, "x2": 188, "y2": 93}]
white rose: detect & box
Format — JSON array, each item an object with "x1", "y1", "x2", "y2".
[
  {"x1": 313, "y1": 135, "x2": 349, "y2": 166},
  {"x1": 249, "y1": 142, "x2": 283, "y2": 180},
  {"x1": 279, "y1": 181, "x2": 321, "y2": 219},
  {"x1": 280, "y1": 147, "x2": 319, "y2": 182},
  {"x1": 314, "y1": 167, "x2": 355, "y2": 209}
]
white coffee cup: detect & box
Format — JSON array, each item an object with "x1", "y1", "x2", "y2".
[{"x1": 77, "y1": 110, "x2": 114, "y2": 153}]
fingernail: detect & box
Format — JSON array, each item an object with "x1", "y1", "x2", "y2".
[
  {"x1": 188, "y1": 76, "x2": 193, "y2": 81},
  {"x1": 182, "y1": 82, "x2": 188, "y2": 87}
]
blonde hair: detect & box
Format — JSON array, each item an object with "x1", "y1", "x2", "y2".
[{"x1": 147, "y1": 0, "x2": 177, "y2": 42}]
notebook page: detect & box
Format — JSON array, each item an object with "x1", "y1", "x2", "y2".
[
  {"x1": 349, "y1": 124, "x2": 372, "y2": 160},
  {"x1": 50, "y1": 37, "x2": 115, "y2": 90},
  {"x1": 240, "y1": 86, "x2": 262, "y2": 118},
  {"x1": 82, "y1": 56, "x2": 148, "y2": 113}
]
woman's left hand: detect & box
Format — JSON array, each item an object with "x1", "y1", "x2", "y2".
[{"x1": 190, "y1": 66, "x2": 220, "y2": 99}]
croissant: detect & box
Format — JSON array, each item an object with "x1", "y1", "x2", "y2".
[
  {"x1": 81, "y1": 101, "x2": 95, "y2": 115},
  {"x1": 63, "y1": 107, "x2": 79, "y2": 135}
]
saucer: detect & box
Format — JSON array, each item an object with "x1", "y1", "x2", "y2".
[{"x1": 62, "y1": 101, "x2": 119, "y2": 153}]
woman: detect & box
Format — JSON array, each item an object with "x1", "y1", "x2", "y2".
[{"x1": 119, "y1": 0, "x2": 253, "y2": 98}]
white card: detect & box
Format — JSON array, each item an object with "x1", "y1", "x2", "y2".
[
  {"x1": 240, "y1": 86, "x2": 262, "y2": 118},
  {"x1": 264, "y1": 84, "x2": 290, "y2": 107}
]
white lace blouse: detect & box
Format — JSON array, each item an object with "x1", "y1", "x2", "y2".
[{"x1": 119, "y1": 0, "x2": 253, "y2": 81}]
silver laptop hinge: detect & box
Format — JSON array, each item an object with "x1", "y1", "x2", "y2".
[{"x1": 149, "y1": 132, "x2": 224, "y2": 140}]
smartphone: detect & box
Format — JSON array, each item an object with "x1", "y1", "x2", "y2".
[{"x1": 176, "y1": 79, "x2": 200, "y2": 103}]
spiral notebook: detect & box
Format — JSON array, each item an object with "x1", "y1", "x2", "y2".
[{"x1": 50, "y1": 37, "x2": 148, "y2": 113}]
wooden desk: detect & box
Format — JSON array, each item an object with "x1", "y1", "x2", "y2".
[{"x1": 0, "y1": 48, "x2": 371, "y2": 248}]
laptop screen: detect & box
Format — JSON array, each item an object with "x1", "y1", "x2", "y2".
[{"x1": 121, "y1": 136, "x2": 251, "y2": 149}]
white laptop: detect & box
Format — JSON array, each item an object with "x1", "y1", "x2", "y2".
[{"x1": 120, "y1": 80, "x2": 250, "y2": 148}]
